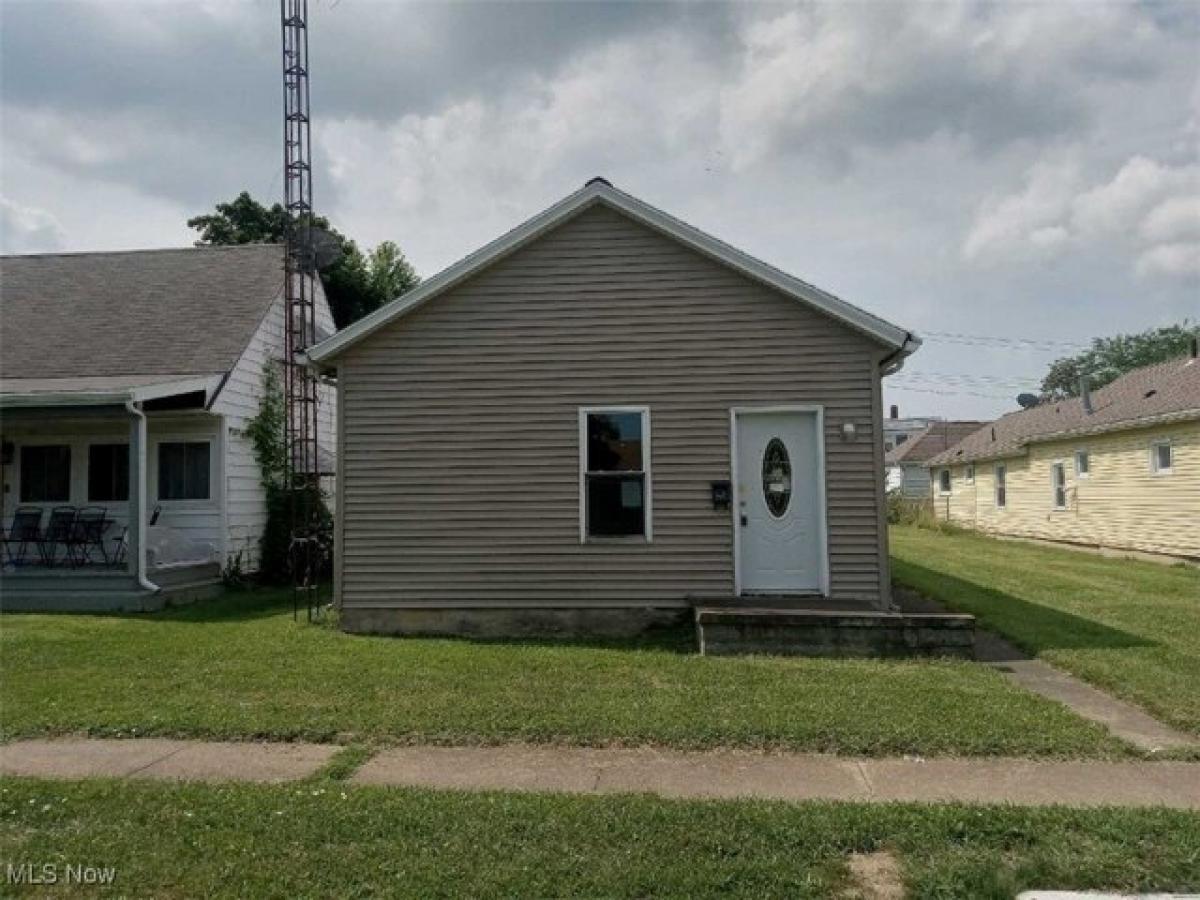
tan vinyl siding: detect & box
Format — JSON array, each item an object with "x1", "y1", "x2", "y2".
[
  {"x1": 338, "y1": 205, "x2": 891, "y2": 609},
  {"x1": 933, "y1": 420, "x2": 1200, "y2": 558}
]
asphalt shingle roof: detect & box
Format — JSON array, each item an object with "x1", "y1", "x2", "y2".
[
  {"x1": 0, "y1": 244, "x2": 284, "y2": 383},
  {"x1": 885, "y1": 421, "x2": 989, "y2": 465},
  {"x1": 927, "y1": 355, "x2": 1200, "y2": 466}
]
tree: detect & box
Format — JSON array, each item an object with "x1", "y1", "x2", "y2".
[
  {"x1": 1040, "y1": 322, "x2": 1197, "y2": 399},
  {"x1": 187, "y1": 191, "x2": 418, "y2": 328}
]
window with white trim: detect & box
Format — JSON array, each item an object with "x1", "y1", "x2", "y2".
[
  {"x1": 1151, "y1": 441, "x2": 1172, "y2": 475},
  {"x1": 88, "y1": 443, "x2": 130, "y2": 502},
  {"x1": 1075, "y1": 450, "x2": 1089, "y2": 479},
  {"x1": 965, "y1": 463, "x2": 975, "y2": 484},
  {"x1": 1051, "y1": 461, "x2": 1067, "y2": 510},
  {"x1": 580, "y1": 408, "x2": 650, "y2": 539},
  {"x1": 938, "y1": 468, "x2": 951, "y2": 493},
  {"x1": 157, "y1": 441, "x2": 211, "y2": 501},
  {"x1": 995, "y1": 464, "x2": 1007, "y2": 508},
  {"x1": 19, "y1": 445, "x2": 71, "y2": 503}
]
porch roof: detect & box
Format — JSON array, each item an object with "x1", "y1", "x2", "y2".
[{"x1": 0, "y1": 373, "x2": 222, "y2": 409}]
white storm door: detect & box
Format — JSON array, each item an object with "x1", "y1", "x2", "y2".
[{"x1": 735, "y1": 411, "x2": 823, "y2": 593}]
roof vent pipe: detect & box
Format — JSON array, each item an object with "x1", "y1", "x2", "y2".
[{"x1": 1079, "y1": 374, "x2": 1093, "y2": 414}]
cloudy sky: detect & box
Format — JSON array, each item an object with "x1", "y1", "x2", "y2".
[{"x1": 2, "y1": 1, "x2": 1197, "y2": 417}]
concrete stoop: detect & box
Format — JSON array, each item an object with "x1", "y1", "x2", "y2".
[{"x1": 695, "y1": 607, "x2": 976, "y2": 658}]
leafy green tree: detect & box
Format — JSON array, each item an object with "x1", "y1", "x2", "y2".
[
  {"x1": 187, "y1": 191, "x2": 418, "y2": 328},
  {"x1": 1040, "y1": 322, "x2": 1197, "y2": 398}
]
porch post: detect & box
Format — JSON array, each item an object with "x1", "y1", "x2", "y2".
[{"x1": 127, "y1": 411, "x2": 142, "y2": 578}]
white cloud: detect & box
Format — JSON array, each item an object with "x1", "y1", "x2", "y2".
[
  {"x1": 963, "y1": 154, "x2": 1200, "y2": 279},
  {"x1": 0, "y1": 195, "x2": 66, "y2": 252}
]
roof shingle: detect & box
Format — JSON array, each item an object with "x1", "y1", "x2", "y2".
[
  {"x1": 885, "y1": 421, "x2": 989, "y2": 464},
  {"x1": 927, "y1": 356, "x2": 1200, "y2": 466},
  {"x1": 0, "y1": 244, "x2": 284, "y2": 383}
]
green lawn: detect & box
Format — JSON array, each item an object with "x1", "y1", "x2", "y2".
[
  {"x1": 0, "y1": 589, "x2": 1126, "y2": 758},
  {"x1": 891, "y1": 525, "x2": 1200, "y2": 736},
  {"x1": 2, "y1": 777, "x2": 1197, "y2": 898}
]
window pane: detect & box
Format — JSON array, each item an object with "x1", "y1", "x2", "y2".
[
  {"x1": 88, "y1": 444, "x2": 129, "y2": 502},
  {"x1": 159, "y1": 442, "x2": 210, "y2": 500},
  {"x1": 586, "y1": 474, "x2": 645, "y2": 536},
  {"x1": 1156, "y1": 444, "x2": 1172, "y2": 470},
  {"x1": 587, "y1": 413, "x2": 643, "y2": 472},
  {"x1": 19, "y1": 445, "x2": 71, "y2": 502}
]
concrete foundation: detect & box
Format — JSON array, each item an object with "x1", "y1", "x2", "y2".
[
  {"x1": 695, "y1": 607, "x2": 976, "y2": 658},
  {"x1": 340, "y1": 606, "x2": 691, "y2": 640}
]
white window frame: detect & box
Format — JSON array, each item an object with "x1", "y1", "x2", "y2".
[
  {"x1": 152, "y1": 436, "x2": 217, "y2": 506},
  {"x1": 965, "y1": 463, "x2": 975, "y2": 484},
  {"x1": 16, "y1": 442, "x2": 73, "y2": 505},
  {"x1": 1074, "y1": 449, "x2": 1090, "y2": 479},
  {"x1": 86, "y1": 440, "x2": 131, "y2": 503},
  {"x1": 937, "y1": 468, "x2": 951, "y2": 495},
  {"x1": 1050, "y1": 460, "x2": 1067, "y2": 510},
  {"x1": 1150, "y1": 440, "x2": 1173, "y2": 476},
  {"x1": 994, "y1": 463, "x2": 1007, "y2": 509},
  {"x1": 578, "y1": 406, "x2": 652, "y2": 543}
]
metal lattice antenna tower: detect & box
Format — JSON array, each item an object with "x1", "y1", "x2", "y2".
[{"x1": 281, "y1": 0, "x2": 322, "y2": 620}]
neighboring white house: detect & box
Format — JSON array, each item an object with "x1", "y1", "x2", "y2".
[
  {"x1": 0, "y1": 244, "x2": 336, "y2": 609},
  {"x1": 885, "y1": 420, "x2": 988, "y2": 498},
  {"x1": 883, "y1": 406, "x2": 941, "y2": 455}
]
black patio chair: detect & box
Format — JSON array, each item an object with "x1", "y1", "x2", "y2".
[
  {"x1": 70, "y1": 506, "x2": 111, "y2": 566},
  {"x1": 110, "y1": 526, "x2": 128, "y2": 568},
  {"x1": 2, "y1": 507, "x2": 44, "y2": 567},
  {"x1": 38, "y1": 507, "x2": 77, "y2": 568}
]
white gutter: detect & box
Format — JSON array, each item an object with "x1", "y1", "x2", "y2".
[{"x1": 124, "y1": 399, "x2": 160, "y2": 594}]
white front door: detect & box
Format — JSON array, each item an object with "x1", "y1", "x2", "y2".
[{"x1": 735, "y1": 410, "x2": 824, "y2": 594}]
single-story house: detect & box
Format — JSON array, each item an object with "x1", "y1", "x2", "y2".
[
  {"x1": 0, "y1": 244, "x2": 337, "y2": 610},
  {"x1": 885, "y1": 420, "x2": 987, "y2": 499},
  {"x1": 926, "y1": 353, "x2": 1199, "y2": 560},
  {"x1": 882, "y1": 407, "x2": 941, "y2": 454},
  {"x1": 306, "y1": 178, "x2": 922, "y2": 638}
]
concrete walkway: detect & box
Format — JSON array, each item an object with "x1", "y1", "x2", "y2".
[
  {"x1": 0, "y1": 738, "x2": 338, "y2": 782},
  {"x1": 976, "y1": 632, "x2": 1197, "y2": 754},
  {"x1": 3, "y1": 738, "x2": 1200, "y2": 809},
  {"x1": 895, "y1": 589, "x2": 1198, "y2": 754}
]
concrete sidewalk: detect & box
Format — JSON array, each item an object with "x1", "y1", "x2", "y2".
[{"x1": 3, "y1": 738, "x2": 1200, "y2": 809}]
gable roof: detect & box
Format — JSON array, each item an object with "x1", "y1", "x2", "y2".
[
  {"x1": 927, "y1": 356, "x2": 1200, "y2": 466},
  {"x1": 0, "y1": 244, "x2": 285, "y2": 392},
  {"x1": 886, "y1": 421, "x2": 989, "y2": 465},
  {"x1": 307, "y1": 178, "x2": 919, "y2": 366}
]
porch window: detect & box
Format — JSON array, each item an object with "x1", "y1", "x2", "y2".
[
  {"x1": 580, "y1": 407, "x2": 651, "y2": 540},
  {"x1": 88, "y1": 444, "x2": 130, "y2": 502},
  {"x1": 19, "y1": 445, "x2": 71, "y2": 503},
  {"x1": 158, "y1": 441, "x2": 211, "y2": 501}
]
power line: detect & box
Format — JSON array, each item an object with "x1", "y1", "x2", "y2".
[
  {"x1": 884, "y1": 383, "x2": 1015, "y2": 401},
  {"x1": 889, "y1": 370, "x2": 1041, "y2": 387},
  {"x1": 919, "y1": 330, "x2": 1088, "y2": 351}
]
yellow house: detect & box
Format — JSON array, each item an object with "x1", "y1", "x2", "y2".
[{"x1": 926, "y1": 355, "x2": 1200, "y2": 561}]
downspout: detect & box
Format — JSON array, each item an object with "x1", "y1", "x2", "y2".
[{"x1": 124, "y1": 398, "x2": 160, "y2": 593}]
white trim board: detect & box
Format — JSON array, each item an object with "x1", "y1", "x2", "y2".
[
  {"x1": 307, "y1": 179, "x2": 920, "y2": 365},
  {"x1": 577, "y1": 405, "x2": 653, "y2": 544},
  {"x1": 729, "y1": 405, "x2": 830, "y2": 598}
]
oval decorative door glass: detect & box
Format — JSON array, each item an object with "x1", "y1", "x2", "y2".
[{"x1": 761, "y1": 438, "x2": 792, "y2": 518}]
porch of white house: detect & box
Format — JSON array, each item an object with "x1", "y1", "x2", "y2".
[{"x1": 1, "y1": 380, "x2": 226, "y2": 611}]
